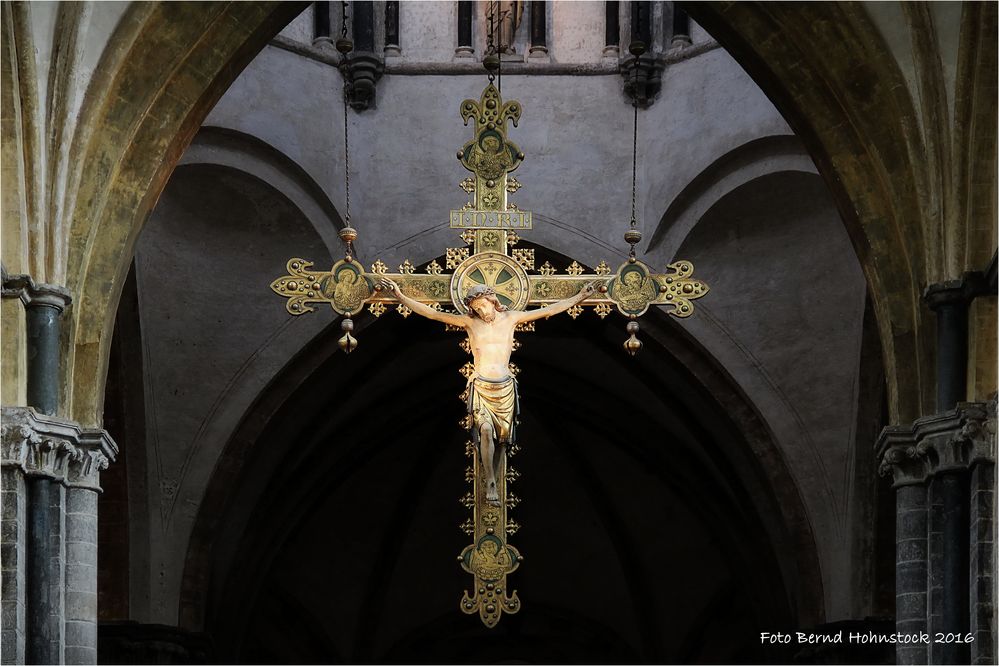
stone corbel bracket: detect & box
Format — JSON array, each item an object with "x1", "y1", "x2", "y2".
[
  {"x1": 1, "y1": 406, "x2": 118, "y2": 491},
  {"x1": 340, "y1": 52, "x2": 385, "y2": 111},
  {"x1": 620, "y1": 51, "x2": 666, "y2": 108},
  {"x1": 877, "y1": 400, "x2": 997, "y2": 486}
]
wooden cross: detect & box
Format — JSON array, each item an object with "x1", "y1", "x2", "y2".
[{"x1": 270, "y1": 83, "x2": 709, "y2": 627}]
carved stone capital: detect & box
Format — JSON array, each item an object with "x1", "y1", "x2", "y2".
[
  {"x1": 1, "y1": 406, "x2": 117, "y2": 491},
  {"x1": 923, "y1": 273, "x2": 989, "y2": 310},
  {"x1": 340, "y1": 52, "x2": 385, "y2": 111},
  {"x1": 876, "y1": 438, "x2": 930, "y2": 487},
  {"x1": 1, "y1": 271, "x2": 73, "y2": 311},
  {"x1": 619, "y1": 52, "x2": 666, "y2": 108},
  {"x1": 877, "y1": 400, "x2": 996, "y2": 485}
]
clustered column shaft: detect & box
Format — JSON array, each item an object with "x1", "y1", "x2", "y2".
[
  {"x1": 878, "y1": 274, "x2": 995, "y2": 666},
  {"x1": 2, "y1": 276, "x2": 116, "y2": 666},
  {"x1": 25, "y1": 291, "x2": 69, "y2": 666}
]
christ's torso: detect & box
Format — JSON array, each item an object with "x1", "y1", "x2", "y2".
[{"x1": 466, "y1": 311, "x2": 518, "y2": 380}]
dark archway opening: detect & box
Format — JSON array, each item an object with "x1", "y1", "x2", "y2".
[{"x1": 178, "y1": 245, "x2": 819, "y2": 664}]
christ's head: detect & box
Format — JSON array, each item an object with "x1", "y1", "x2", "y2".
[
  {"x1": 623, "y1": 271, "x2": 641, "y2": 287},
  {"x1": 464, "y1": 285, "x2": 507, "y2": 322}
]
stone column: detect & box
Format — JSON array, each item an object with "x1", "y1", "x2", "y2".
[
  {"x1": 528, "y1": 1, "x2": 547, "y2": 57},
  {"x1": 925, "y1": 282, "x2": 974, "y2": 413},
  {"x1": 604, "y1": 1, "x2": 620, "y2": 56},
  {"x1": 968, "y1": 405, "x2": 996, "y2": 665},
  {"x1": 4, "y1": 276, "x2": 71, "y2": 665},
  {"x1": 384, "y1": 1, "x2": 400, "y2": 56},
  {"x1": 879, "y1": 402, "x2": 996, "y2": 665},
  {"x1": 1, "y1": 463, "x2": 27, "y2": 664},
  {"x1": 877, "y1": 433, "x2": 930, "y2": 665},
  {"x1": 924, "y1": 278, "x2": 985, "y2": 664},
  {"x1": 1, "y1": 409, "x2": 116, "y2": 666},
  {"x1": 671, "y1": 4, "x2": 691, "y2": 48},
  {"x1": 927, "y1": 454, "x2": 970, "y2": 664},
  {"x1": 456, "y1": 0, "x2": 474, "y2": 57},
  {"x1": 313, "y1": 1, "x2": 331, "y2": 47},
  {"x1": 352, "y1": 0, "x2": 374, "y2": 51},
  {"x1": 64, "y1": 446, "x2": 109, "y2": 665}
]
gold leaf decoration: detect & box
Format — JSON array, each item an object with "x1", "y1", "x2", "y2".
[
  {"x1": 447, "y1": 247, "x2": 471, "y2": 269},
  {"x1": 594, "y1": 303, "x2": 613, "y2": 319},
  {"x1": 512, "y1": 248, "x2": 534, "y2": 270}
]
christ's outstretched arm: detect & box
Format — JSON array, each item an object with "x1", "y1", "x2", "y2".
[
  {"x1": 378, "y1": 277, "x2": 469, "y2": 328},
  {"x1": 513, "y1": 281, "x2": 601, "y2": 324}
]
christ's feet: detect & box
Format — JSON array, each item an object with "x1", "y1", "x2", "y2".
[{"x1": 486, "y1": 482, "x2": 500, "y2": 505}]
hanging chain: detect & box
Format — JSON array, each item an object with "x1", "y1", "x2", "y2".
[
  {"x1": 487, "y1": 1, "x2": 494, "y2": 52},
  {"x1": 629, "y1": 101, "x2": 638, "y2": 228},
  {"x1": 343, "y1": 80, "x2": 351, "y2": 227},
  {"x1": 341, "y1": 0, "x2": 351, "y2": 229},
  {"x1": 335, "y1": 0, "x2": 357, "y2": 260},
  {"x1": 486, "y1": 2, "x2": 497, "y2": 83}
]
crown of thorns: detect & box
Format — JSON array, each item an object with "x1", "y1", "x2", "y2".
[{"x1": 463, "y1": 285, "x2": 498, "y2": 307}]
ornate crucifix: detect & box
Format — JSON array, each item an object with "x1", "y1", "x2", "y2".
[{"x1": 270, "y1": 83, "x2": 709, "y2": 627}]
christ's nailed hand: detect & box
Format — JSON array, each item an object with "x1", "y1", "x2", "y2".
[{"x1": 377, "y1": 277, "x2": 401, "y2": 297}]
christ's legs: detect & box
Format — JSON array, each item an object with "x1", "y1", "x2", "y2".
[{"x1": 479, "y1": 423, "x2": 501, "y2": 505}]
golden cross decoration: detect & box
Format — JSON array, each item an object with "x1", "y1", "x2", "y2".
[{"x1": 270, "y1": 83, "x2": 709, "y2": 627}]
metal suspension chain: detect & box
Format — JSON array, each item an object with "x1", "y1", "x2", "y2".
[
  {"x1": 335, "y1": 0, "x2": 359, "y2": 352},
  {"x1": 335, "y1": 0, "x2": 358, "y2": 262},
  {"x1": 340, "y1": 1, "x2": 351, "y2": 228},
  {"x1": 343, "y1": 77, "x2": 351, "y2": 227},
  {"x1": 485, "y1": 1, "x2": 497, "y2": 83},
  {"x1": 623, "y1": 95, "x2": 641, "y2": 260},
  {"x1": 630, "y1": 100, "x2": 638, "y2": 229}
]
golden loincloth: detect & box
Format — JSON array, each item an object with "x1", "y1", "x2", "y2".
[{"x1": 467, "y1": 376, "x2": 519, "y2": 444}]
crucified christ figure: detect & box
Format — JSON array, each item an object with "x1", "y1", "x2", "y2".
[{"x1": 378, "y1": 277, "x2": 598, "y2": 504}]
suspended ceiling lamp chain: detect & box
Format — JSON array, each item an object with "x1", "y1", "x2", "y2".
[
  {"x1": 624, "y1": 40, "x2": 645, "y2": 259},
  {"x1": 336, "y1": 0, "x2": 358, "y2": 353},
  {"x1": 629, "y1": 102, "x2": 638, "y2": 240},
  {"x1": 622, "y1": 40, "x2": 646, "y2": 356}
]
